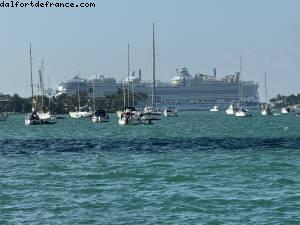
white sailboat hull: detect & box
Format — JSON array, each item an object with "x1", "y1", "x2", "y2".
[
  {"x1": 236, "y1": 110, "x2": 251, "y2": 117},
  {"x1": 141, "y1": 107, "x2": 161, "y2": 121},
  {"x1": 225, "y1": 104, "x2": 237, "y2": 115},
  {"x1": 25, "y1": 112, "x2": 56, "y2": 125},
  {"x1": 69, "y1": 111, "x2": 93, "y2": 118},
  {"x1": 141, "y1": 112, "x2": 161, "y2": 121},
  {"x1": 226, "y1": 108, "x2": 236, "y2": 115}
]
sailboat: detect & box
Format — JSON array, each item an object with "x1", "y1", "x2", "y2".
[
  {"x1": 118, "y1": 44, "x2": 141, "y2": 125},
  {"x1": 225, "y1": 103, "x2": 238, "y2": 115},
  {"x1": 25, "y1": 44, "x2": 56, "y2": 125},
  {"x1": 140, "y1": 23, "x2": 162, "y2": 123},
  {"x1": 69, "y1": 74, "x2": 93, "y2": 118},
  {"x1": 36, "y1": 60, "x2": 56, "y2": 121},
  {"x1": 91, "y1": 79, "x2": 109, "y2": 123},
  {"x1": 261, "y1": 72, "x2": 273, "y2": 116},
  {"x1": 236, "y1": 56, "x2": 251, "y2": 117}
]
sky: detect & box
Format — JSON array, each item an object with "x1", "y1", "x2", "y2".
[{"x1": 0, "y1": 0, "x2": 300, "y2": 100}]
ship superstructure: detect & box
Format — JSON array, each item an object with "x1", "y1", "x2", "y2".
[{"x1": 56, "y1": 67, "x2": 259, "y2": 110}]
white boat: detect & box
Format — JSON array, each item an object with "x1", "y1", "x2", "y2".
[
  {"x1": 236, "y1": 108, "x2": 252, "y2": 117},
  {"x1": 25, "y1": 44, "x2": 56, "y2": 125},
  {"x1": 36, "y1": 60, "x2": 56, "y2": 122},
  {"x1": 281, "y1": 107, "x2": 291, "y2": 114},
  {"x1": 261, "y1": 72, "x2": 273, "y2": 116},
  {"x1": 210, "y1": 105, "x2": 220, "y2": 112},
  {"x1": 235, "y1": 56, "x2": 251, "y2": 117},
  {"x1": 141, "y1": 106, "x2": 162, "y2": 122},
  {"x1": 38, "y1": 110, "x2": 56, "y2": 121},
  {"x1": 69, "y1": 107, "x2": 93, "y2": 118},
  {"x1": 226, "y1": 104, "x2": 238, "y2": 115},
  {"x1": 0, "y1": 113, "x2": 8, "y2": 121},
  {"x1": 118, "y1": 109, "x2": 141, "y2": 125},
  {"x1": 117, "y1": 45, "x2": 141, "y2": 126},
  {"x1": 140, "y1": 24, "x2": 162, "y2": 124},
  {"x1": 69, "y1": 75, "x2": 92, "y2": 118},
  {"x1": 164, "y1": 107, "x2": 178, "y2": 117},
  {"x1": 25, "y1": 111, "x2": 56, "y2": 125}
]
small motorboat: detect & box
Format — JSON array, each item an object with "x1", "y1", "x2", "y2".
[{"x1": 210, "y1": 105, "x2": 220, "y2": 112}]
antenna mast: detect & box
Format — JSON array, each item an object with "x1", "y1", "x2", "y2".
[
  {"x1": 127, "y1": 44, "x2": 130, "y2": 107},
  {"x1": 265, "y1": 72, "x2": 268, "y2": 104},
  {"x1": 239, "y1": 55, "x2": 242, "y2": 108},
  {"x1": 30, "y1": 44, "x2": 34, "y2": 111},
  {"x1": 77, "y1": 72, "x2": 80, "y2": 111},
  {"x1": 152, "y1": 23, "x2": 156, "y2": 108}
]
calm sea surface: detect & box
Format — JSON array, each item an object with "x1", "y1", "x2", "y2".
[{"x1": 1, "y1": 111, "x2": 299, "y2": 224}]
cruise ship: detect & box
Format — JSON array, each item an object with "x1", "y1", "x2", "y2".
[{"x1": 56, "y1": 67, "x2": 259, "y2": 110}]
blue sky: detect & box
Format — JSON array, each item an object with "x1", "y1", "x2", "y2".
[{"x1": 0, "y1": 0, "x2": 300, "y2": 100}]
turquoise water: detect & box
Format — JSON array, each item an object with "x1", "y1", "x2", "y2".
[{"x1": 1, "y1": 112, "x2": 300, "y2": 224}]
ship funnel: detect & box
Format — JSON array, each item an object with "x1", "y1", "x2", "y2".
[{"x1": 214, "y1": 68, "x2": 217, "y2": 78}]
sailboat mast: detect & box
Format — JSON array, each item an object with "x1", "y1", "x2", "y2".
[
  {"x1": 152, "y1": 23, "x2": 156, "y2": 108},
  {"x1": 77, "y1": 72, "x2": 80, "y2": 111},
  {"x1": 123, "y1": 74, "x2": 126, "y2": 109},
  {"x1": 41, "y1": 59, "x2": 44, "y2": 109},
  {"x1": 127, "y1": 44, "x2": 130, "y2": 107},
  {"x1": 48, "y1": 76, "x2": 51, "y2": 108},
  {"x1": 132, "y1": 72, "x2": 134, "y2": 107},
  {"x1": 30, "y1": 44, "x2": 34, "y2": 111},
  {"x1": 93, "y1": 78, "x2": 96, "y2": 112},
  {"x1": 264, "y1": 72, "x2": 268, "y2": 105},
  {"x1": 239, "y1": 55, "x2": 242, "y2": 108}
]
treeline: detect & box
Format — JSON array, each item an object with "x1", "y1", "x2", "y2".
[
  {"x1": 0, "y1": 89, "x2": 148, "y2": 113},
  {"x1": 270, "y1": 94, "x2": 300, "y2": 108}
]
